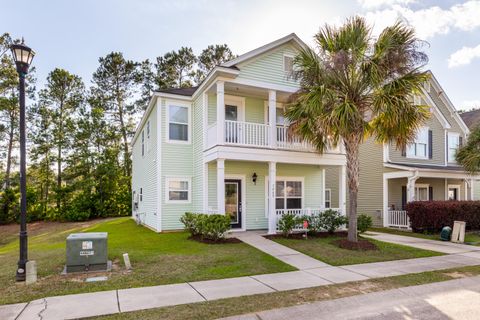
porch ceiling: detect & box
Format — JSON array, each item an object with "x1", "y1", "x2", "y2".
[{"x1": 206, "y1": 82, "x2": 292, "y2": 102}]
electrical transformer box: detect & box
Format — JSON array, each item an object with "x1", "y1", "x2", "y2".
[{"x1": 66, "y1": 232, "x2": 108, "y2": 273}]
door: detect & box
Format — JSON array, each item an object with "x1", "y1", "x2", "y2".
[
  {"x1": 225, "y1": 179, "x2": 242, "y2": 229},
  {"x1": 225, "y1": 105, "x2": 239, "y2": 143}
]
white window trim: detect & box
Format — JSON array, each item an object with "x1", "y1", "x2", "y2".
[
  {"x1": 414, "y1": 183, "x2": 430, "y2": 201},
  {"x1": 283, "y1": 53, "x2": 295, "y2": 73},
  {"x1": 165, "y1": 177, "x2": 191, "y2": 204},
  {"x1": 146, "y1": 120, "x2": 151, "y2": 153},
  {"x1": 407, "y1": 126, "x2": 429, "y2": 159},
  {"x1": 447, "y1": 184, "x2": 461, "y2": 200},
  {"x1": 224, "y1": 95, "x2": 246, "y2": 122},
  {"x1": 447, "y1": 132, "x2": 460, "y2": 163},
  {"x1": 141, "y1": 130, "x2": 145, "y2": 157},
  {"x1": 166, "y1": 101, "x2": 191, "y2": 144},
  {"x1": 325, "y1": 188, "x2": 331, "y2": 209},
  {"x1": 265, "y1": 176, "x2": 305, "y2": 215}
]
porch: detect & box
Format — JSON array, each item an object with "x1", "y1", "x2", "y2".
[
  {"x1": 383, "y1": 168, "x2": 474, "y2": 229},
  {"x1": 204, "y1": 160, "x2": 346, "y2": 234}
]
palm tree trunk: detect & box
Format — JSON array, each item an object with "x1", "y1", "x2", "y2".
[{"x1": 344, "y1": 135, "x2": 361, "y2": 242}]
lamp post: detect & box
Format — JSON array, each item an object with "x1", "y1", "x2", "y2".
[{"x1": 10, "y1": 39, "x2": 35, "y2": 282}]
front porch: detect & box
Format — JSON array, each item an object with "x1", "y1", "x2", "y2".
[
  {"x1": 204, "y1": 159, "x2": 346, "y2": 233},
  {"x1": 383, "y1": 169, "x2": 475, "y2": 229}
]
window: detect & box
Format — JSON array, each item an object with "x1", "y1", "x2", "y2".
[
  {"x1": 415, "y1": 185, "x2": 429, "y2": 201},
  {"x1": 168, "y1": 105, "x2": 189, "y2": 142},
  {"x1": 166, "y1": 178, "x2": 190, "y2": 203},
  {"x1": 407, "y1": 127, "x2": 428, "y2": 158},
  {"x1": 448, "y1": 185, "x2": 460, "y2": 201},
  {"x1": 141, "y1": 130, "x2": 145, "y2": 156},
  {"x1": 139, "y1": 188, "x2": 143, "y2": 202},
  {"x1": 275, "y1": 179, "x2": 302, "y2": 209},
  {"x1": 283, "y1": 54, "x2": 294, "y2": 73},
  {"x1": 448, "y1": 133, "x2": 460, "y2": 162},
  {"x1": 325, "y1": 189, "x2": 331, "y2": 208}
]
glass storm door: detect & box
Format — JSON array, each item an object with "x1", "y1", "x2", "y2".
[
  {"x1": 225, "y1": 179, "x2": 242, "y2": 229},
  {"x1": 225, "y1": 105, "x2": 239, "y2": 143}
]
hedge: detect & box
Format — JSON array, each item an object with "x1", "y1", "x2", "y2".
[{"x1": 406, "y1": 201, "x2": 480, "y2": 232}]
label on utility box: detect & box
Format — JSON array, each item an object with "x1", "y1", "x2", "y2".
[
  {"x1": 80, "y1": 250, "x2": 94, "y2": 256},
  {"x1": 82, "y1": 241, "x2": 93, "y2": 250}
]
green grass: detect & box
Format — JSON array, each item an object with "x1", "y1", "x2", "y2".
[
  {"x1": 369, "y1": 227, "x2": 480, "y2": 245},
  {"x1": 271, "y1": 235, "x2": 443, "y2": 265},
  {"x1": 90, "y1": 265, "x2": 480, "y2": 320},
  {"x1": 0, "y1": 218, "x2": 294, "y2": 305}
]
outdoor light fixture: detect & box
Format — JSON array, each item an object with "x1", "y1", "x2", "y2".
[
  {"x1": 11, "y1": 38, "x2": 35, "y2": 282},
  {"x1": 252, "y1": 172, "x2": 257, "y2": 185}
]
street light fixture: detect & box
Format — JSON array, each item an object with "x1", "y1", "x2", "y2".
[{"x1": 10, "y1": 39, "x2": 35, "y2": 282}]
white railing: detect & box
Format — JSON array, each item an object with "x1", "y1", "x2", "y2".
[
  {"x1": 225, "y1": 120, "x2": 269, "y2": 147},
  {"x1": 387, "y1": 210, "x2": 410, "y2": 229},
  {"x1": 276, "y1": 126, "x2": 314, "y2": 151},
  {"x1": 275, "y1": 208, "x2": 342, "y2": 232}
]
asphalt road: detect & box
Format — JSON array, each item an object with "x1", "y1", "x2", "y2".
[{"x1": 221, "y1": 276, "x2": 480, "y2": 320}]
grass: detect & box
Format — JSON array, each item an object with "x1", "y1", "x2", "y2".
[
  {"x1": 370, "y1": 227, "x2": 480, "y2": 245},
  {"x1": 271, "y1": 235, "x2": 443, "y2": 265},
  {"x1": 89, "y1": 265, "x2": 480, "y2": 320},
  {"x1": 0, "y1": 218, "x2": 294, "y2": 305}
]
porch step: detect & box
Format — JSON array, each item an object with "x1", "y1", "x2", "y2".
[{"x1": 235, "y1": 231, "x2": 330, "y2": 270}]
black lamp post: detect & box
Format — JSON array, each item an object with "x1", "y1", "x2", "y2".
[{"x1": 10, "y1": 39, "x2": 35, "y2": 282}]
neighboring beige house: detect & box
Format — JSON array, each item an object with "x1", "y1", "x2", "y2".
[{"x1": 355, "y1": 71, "x2": 474, "y2": 228}]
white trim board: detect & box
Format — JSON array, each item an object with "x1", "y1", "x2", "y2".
[{"x1": 225, "y1": 174, "x2": 247, "y2": 232}]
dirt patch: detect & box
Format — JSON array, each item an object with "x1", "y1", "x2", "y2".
[
  {"x1": 331, "y1": 238, "x2": 378, "y2": 251},
  {"x1": 188, "y1": 235, "x2": 242, "y2": 244},
  {"x1": 443, "y1": 271, "x2": 475, "y2": 279},
  {"x1": 264, "y1": 231, "x2": 348, "y2": 240}
]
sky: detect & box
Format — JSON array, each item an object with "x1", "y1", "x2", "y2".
[{"x1": 1, "y1": 0, "x2": 480, "y2": 111}]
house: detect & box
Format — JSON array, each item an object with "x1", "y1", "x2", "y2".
[
  {"x1": 131, "y1": 34, "x2": 347, "y2": 234},
  {"x1": 460, "y1": 109, "x2": 480, "y2": 130},
  {"x1": 354, "y1": 71, "x2": 475, "y2": 228}
]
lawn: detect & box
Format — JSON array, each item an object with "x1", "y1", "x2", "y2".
[
  {"x1": 271, "y1": 235, "x2": 443, "y2": 266},
  {"x1": 369, "y1": 227, "x2": 480, "y2": 245},
  {"x1": 0, "y1": 218, "x2": 294, "y2": 305}
]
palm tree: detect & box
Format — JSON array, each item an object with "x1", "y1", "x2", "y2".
[
  {"x1": 286, "y1": 17, "x2": 430, "y2": 242},
  {"x1": 457, "y1": 126, "x2": 480, "y2": 174}
]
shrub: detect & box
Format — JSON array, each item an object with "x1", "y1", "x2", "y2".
[
  {"x1": 357, "y1": 214, "x2": 373, "y2": 234},
  {"x1": 406, "y1": 201, "x2": 480, "y2": 232},
  {"x1": 180, "y1": 212, "x2": 230, "y2": 241},
  {"x1": 319, "y1": 209, "x2": 347, "y2": 234},
  {"x1": 278, "y1": 213, "x2": 300, "y2": 237},
  {"x1": 305, "y1": 213, "x2": 322, "y2": 233}
]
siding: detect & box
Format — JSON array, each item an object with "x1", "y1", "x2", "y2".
[
  {"x1": 131, "y1": 103, "x2": 158, "y2": 230},
  {"x1": 161, "y1": 98, "x2": 194, "y2": 230},
  {"x1": 192, "y1": 95, "x2": 204, "y2": 212},
  {"x1": 236, "y1": 44, "x2": 300, "y2": 89},
  {"x1": 324, "y1": 166, "x2": 340, "y2": 208},
  {"x1": 245, "y1": 97, "x2": 265, "y2": 123}
]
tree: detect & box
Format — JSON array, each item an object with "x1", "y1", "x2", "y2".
[
  {"x1": 196, "y1": 44, "x2": 235, "y2": 82},
  {"x1": 38, "y1": 68, "x2": 84, "y2": 212},
  {"x1": 154, "y1": 47, "x2": 197, "y2": 88},
  {"x1": 457, "y1": 125, "x2": 480, "y2": 174},
  {"x1": 91, "y1": 52, "x2": 141, "y2": 176},
  {"x1": 285, "y1": 17, "x2": 429, "y2": 242}
]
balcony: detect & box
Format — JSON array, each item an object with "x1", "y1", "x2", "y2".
[{"x1": 207, "y1": 120, "x2": 318, "y2": 152}]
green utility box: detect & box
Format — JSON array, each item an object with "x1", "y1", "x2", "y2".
[
  {"x1": 66, "y1": 232, "x2": 108, "y2": 273},
  {"x1": 440, "y1": 226, "x2": 452, "y2": 241}
]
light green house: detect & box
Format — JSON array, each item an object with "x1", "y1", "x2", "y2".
[
  {"x1": 355, "y1": 71, "x2": 476, "y2": 228},
  {"x1": 131, "y1": 34, "x2": 347, "y2": 233}
]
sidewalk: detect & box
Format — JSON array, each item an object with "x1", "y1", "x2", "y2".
[
  {"x1": 220, "y1": 276, "x2": 480, "y2": 320},
  {"x1": 3, "y1": 232, "x2": 480, "y2": 320}
]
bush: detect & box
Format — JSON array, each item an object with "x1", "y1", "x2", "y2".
[
  {"x1": 357, "y1": 214, "x2": 373, "y2": 234},
  {"x1": 406, "y1": 201, "x2": 480, "y2": 232},
  {"x1": 278, "y1": 213, "x2": 300, "y2": 237},
  {"x1": 319, "y1": 209, "x2": 347, "y2": 234},
  {"x1": 180, "y1": 212, "x2": 230, "y2": 241},
  {"x1": 305, "y1": 213, "x2": 322, "y2": 233}
]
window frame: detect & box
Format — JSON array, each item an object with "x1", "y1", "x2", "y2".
[
  {"x1": 139, "y1": 187, "x2": 143, "y2": 202},
  {"x1": 447, "y1": 132, "x2": 460, "y2": 163},
  {"x1": 146, "y1": 120, "x2": 151, "y2": 152},
  {"x1": 274, "y1": 177, "x2": 304, "y2": 210},
  {"x1": 283, "y1": 54, "x2": 295, "y2": 74},
  {"x1": 406, "y1": 126, "x2": 429, "y2": 159},
  {"x1": 166, "y1": 102, "x2": 191, "y2": 144},
  {"x1": 324, "y1": 188, "x2": 331, "y2": 209},
  {"x1": 447, "y1": 184, "x2": 461, "y2": 201},
  {"x1": 141, "y1": 130, "x2": 145, "y2": 157},
  {"x1": 414, "y1": 184, "x2": 429, "y2": 201},
  {"x1": 165, "y1": 177, "x2": 191, "y2": 204}
]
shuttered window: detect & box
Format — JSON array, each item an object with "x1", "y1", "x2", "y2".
[{"x1": 406, "y1": 127, "x2": 429, "y2": 159}]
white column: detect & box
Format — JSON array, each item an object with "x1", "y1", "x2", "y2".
[
  {"x1": 203, "y1": 93, "x2": 208, "y2": 150},
  {"x1": 407, "y1": 176, "x2": 418, "y2": 202},
  {"x1": 322, "y1": 168, "x2": 326, "y2": 209},
  {"x1": 216, "y1": 81, "x2": 225, "y2": 144},
  {"x1": 465, "y1": 179, "x2": 469, "y2": 201},
  {"x1": 383, "y1": 176, "x2": 389, "y2": 227},
  {"x1": 444, "y1": 178, "x2": 448, "y2": 200},
  {"x1": 470, "y1": 179, "x2": 475, "y2": 200},
  {"x1": 268, "y1": 90, "x2": 276, "y2": 148},
  {"x1": 217, "y1": 159, "x2": 225, "y2": 214},
  {"x1": 339, "y1": 165, "x2": 346, "y2": 215},
  {"x1": 268, "y1": 161, "x2": 277, "y2": 234}
]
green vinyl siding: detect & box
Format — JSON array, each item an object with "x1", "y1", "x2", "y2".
[
  {"x1": 192, "y1": 94, "x2": 204, "y2": 212},
  {"x1": 245, "y1": 97, "x2": 265, "y2": 123},
  {"x1": 131, "y1": 103, "x2": 158, "y2": 230},
  {"x1": 207, "y1": 94, "x2": 216, "y2": 126},
  {"x1": 236, "y1": 44, "x2": 300, "y2": 89},
  {"x1": 324, "y1": 166, "x2": 339, "y2": 208}
]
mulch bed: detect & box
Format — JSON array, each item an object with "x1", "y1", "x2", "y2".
[
  {"x1": 331, "y1": 238, "x2": 378, "y2": 251},
  {"x1": 188, "y1": 235, "x2": 242, "y2": 244},
  {"x1": 264, "y1": 231, "x2": 348, "y2": 240}
]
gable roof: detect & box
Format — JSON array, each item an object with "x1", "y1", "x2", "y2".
[
  {"x1": 460, "y1": 109, "x2": 480, "y2": 130},
  {"x1": 155, "y1": 86, "x2": 198, "y2": 96},
  {"x1": 222, "y1": 33, "x2": 308, "y2": 68}
]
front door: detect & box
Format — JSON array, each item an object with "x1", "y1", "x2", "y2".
[{"x1": 225, "y1": 179, "x2": 242, "y2": 229}]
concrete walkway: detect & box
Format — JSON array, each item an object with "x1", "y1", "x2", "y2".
[
  {"x1": 364, "y1": 231, "x2": 480, "y2": 254},
  {"x1": 3, "y1": 233, "x2": 480, "y2": 320},
  {"x1": 220, "y1": 276, "x2": 480, "y2": 320}
]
